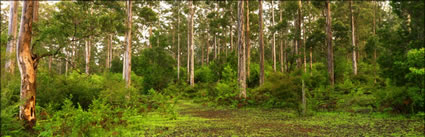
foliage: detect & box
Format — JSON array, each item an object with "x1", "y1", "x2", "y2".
[
  {"x1": 195, "y1": 66, "x2": 215, "y2": 83},
  {"x1": 132, "y1": 47, "x2": 175, "y2": 92},
  {"x1": 250, "y1": 72, "x2": 301, "y2": 109}
]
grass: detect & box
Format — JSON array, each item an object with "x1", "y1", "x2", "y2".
[{"x1": 126, "y1": 100, "x2": 425, "y2": 136}]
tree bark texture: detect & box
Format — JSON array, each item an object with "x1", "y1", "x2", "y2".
[
  {"x1": 259, "y1": 0, "x2": 265, "y2": 85},
  {"x1": 350, "y1": 0, "x2": 358, "y2": 75},
  {"x1": 17, "y1": 1, "x2": 36, "y2": 128},
  {"x1": 189, "y1": 1, "x2": 195, "y2": 87},
  {"x1": 5, "y1": 1, "x2": 19, "y2": 75},
  {"x1": 272, "y1": 0, "x2": 276, "y2": 72},
  {"x1": 326, "y1": 0, "x2": 334, "y2": 86},
  {"x1": 238, "y1": 0, "x2": 246, "y2": 99},
  {"x1": 124, "y1": 1, "x2": 132, "y2": 87}
]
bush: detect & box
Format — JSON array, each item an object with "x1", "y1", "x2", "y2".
[
  {"x1": 132, "y1": 47, "x2": 175, "y2": 91},
  {"x1": 195, "y1": 66, "x2": 215, "y2": 83},
  {"x1": 374, "y1": 83, "x2": 425, "y2": 113},
  {"x1": 1, "y1": 80, "x2": 27, "y2": 136},
  {"x1": 35, "y1": 97, "x2": 117, "y2": 136},
  {"x1": 250, "y1": 72, "x2": 301, "y2": 109},
  {"x1": 37, "y1": 71, "x2": 101, "y2": 109}
]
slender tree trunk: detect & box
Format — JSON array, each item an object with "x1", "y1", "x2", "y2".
[
  {"x1": 214, "y1": 35, "x2": 217, "y2": 59},
  {"x1": 106, "y1": 36, "x2": 110, "y2": 70},
  {"x1": 309, "y1": 16, "x2": 313, "y2": 75},
  {"x1": 279, "y1": 8, "x2": 284, "y2": 73},
  {"x1": 108, "y1": 34, "x2": 113, "y2": 69},
  {"x1": 58, "y1": 58, "x2": 62, "y2": 74},
  {"x1": 310, "y1": 46, "x2": 313, "y2": 75},
  {"x1": 350, "y1": 0, "x2": 358, "y2": 75},
  {"x1": 72, "y1": 41, "x2": 76, "y2": 69},
  {"x1": 303, "y1": 21, "x2": 307, "y2": 73},
  {"x1": 177, "y1": 4, "x2": 181, "y2": 80},
  {"x1": 230, "y1": 7, "x2": 233, "y2": 51},
  {"x1": 280, "y1": 40, "x2": 284, "y2": 73},
  {"x1": 218, "y1": 39, "x2": 221, "y2": 56},
  {"x1": 246, "y1": 0, "x2": 250, "y2": 79},
  {"x1": 272, "y1": 1, "x2": 276, "y2": 72},
  {"x1": 85, "y1": 39, "x2": 91, "y2": 74},
  {"x1": 284, "y1": 40, "x2": 288, "y2": 72},
  {"x1": 65, "y1": 51, "x2": 69, "y2": 75},
  {"x1": 124, "y1": 1, "x2": 132, "y2": 87},
  {"x1": 48, "y1": 56, "x2": 52, "y2": 72},
  {"x1": 17, "y1": 1, "x2": 36, "y2": 128},
  {"x1": 373, "y1": 0, "x2": 377, "y2": 84},
  {"x1": 5, "y1": 1, "x2": 19, "y2": 75},
  {"x1": 326, "y1": 0, "x2": 334, "y2": 86},
  {"x1": 296, "y1": 0, "x2": 302, "y2": 69},
  {"x1": 123, "y1": 32, "x2": 127, "y2": 80},
  {"x1": 202, "y1": 39, "x2": 204, "y2": 66},
  {"x1": 187, "y1": 5, "x2": 191, "y2": 83},
  {"x1": 207, "y1": 38, "x2": 210, "y2": 64},
  {"x1": 302, "y1": 79, "x2": 306, "y2": 114},
  {"x1": 259, "y1": 0, "x2": 265, "y2": 85},
  {"x1": 189, "y1": 1, "x2": 195, "y2": 87},
  {"x1": 238, "y1": 0, "x2": 246, "y2": 99}
]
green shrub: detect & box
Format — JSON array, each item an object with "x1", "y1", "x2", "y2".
[
  {"x1": 250, "y1": 72, "x2": 301, "y2": 109},
  {"x1": 132, "y1": 47, "x2": 175, "y2": 91},
  {"x1": 37, "y1": 71, "x2": 101, "y2": 109},
  {"x1": 195, "y1": 66, "x2": 215, "y2": 83}
]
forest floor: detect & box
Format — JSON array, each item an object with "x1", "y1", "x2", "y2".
[{"x1": 139, "y1": 100, "x2": 424, "y2": 136}]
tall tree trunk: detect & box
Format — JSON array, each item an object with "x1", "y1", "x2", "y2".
[
  {"x1": 5, "y1": 1, "x2": 19, "y2": 75},
  {"x1": 303, "y1": 18, "x2": 307, "y2": 73},
  {"x1": 302, "y1": 79, "x2": 306, "y2": 114},
  {"x1": 109, "y1": 34, "x2": 113, "y2": 68},
  {"x1": 17, "y1": 1, "x2": 36, "y2": 128},
  {"x1": 85, "y1": 39, "x2": 91, "y2": 74},
  {"x1": 85, "y1": 8, "x2": 92, "y2": 74},
  {"x1": 148, "y1": 4, "x2": 153, "y2": 48},
  {"x1": 280, "y1": 40, "x2": 284, "y2": 73},
  {"x1": 279, "y1": 7, "x2": 284, "y2": 73},
  {"x1": 72, "y1": 41, "x2": 76, "y2": 69},
  {"x1": 272, "y1": 0, "x2": 276, "y2": 72},
  {"x1": 187, "y1": 4, "x2": 191, "y2": 83},
  {"x1": 373, "y1": 0, "x2": 377, "y2": 84},
  {"x1": 310, "y1": 46, "x2": 313, "y2": 75},
  {"x1": 202, "y1": 39, "x2": 204, "y2": 66},
  {"x1": 350, "y1": 0, "x2": 358, "y2": 75},
  {"x1": 124, "y1": 1, "x2": 132, "y2": 87},
  {"x1": 214, "y1": 35, "x2": 217, "y2": 59},
  {"x1": 296, "y1": 0, "x2": 302, "y2": 69},
  {"x1": 246, "y1": 0, "x2": 250, "y2": 79},
  {"x1": 48, "y1": 56, "x2": 52, "y2": 72},
  {"x1": 106, "y1": 36, "x2": 110, "y2": 70},
  {"x1": 177, "y1": 5, "x2": 180, "y2": 80},
  {"x1": 284, "y1": 40, "x2": 288, "y2": 72},
  {"x1": 238, "y1": 0, "x2": 246, "y2": 99},
  {"x1": 230, "y1": 6, "x2": 233, "y2": 51},
  {"x1": 259, "y1": 0, "x2": 265, "y2": 85},
  {"x1": 123, "y1": 32, "x2": 127, "y2": 80},
  {"x1": 65, "y1": 50, "x2": 69, "y2": 75},
  {"x1": 189, "y1": 1, "x2": 195, "y2": 87},
  {"x1": 326, "y1": 0, "x2": 334, "y2": 86},
  {"x1": 218, "y1": 39, "x2": 221, "y2": 56},
  {"x1": 309, "y1": 16, "x2": 313, "y2": 75},
  {"x1": 207, "y1": 38, "x2": 210, "y2": 64},
  {"x1": 149, "y1": 25, "x2": 152, "y2": 48}
]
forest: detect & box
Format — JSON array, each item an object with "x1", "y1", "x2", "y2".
[{"x1": 0, "y1": 0, "x2": 424, "y2": 136}]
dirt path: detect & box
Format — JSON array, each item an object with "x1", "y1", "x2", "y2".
[{"x1": 146, "y1": 100, "x2": 424, "y2": 136}]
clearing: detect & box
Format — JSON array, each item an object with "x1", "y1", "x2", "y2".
[{"x1": 134, "y1": 100, "x2": 424, "y2": 136}]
